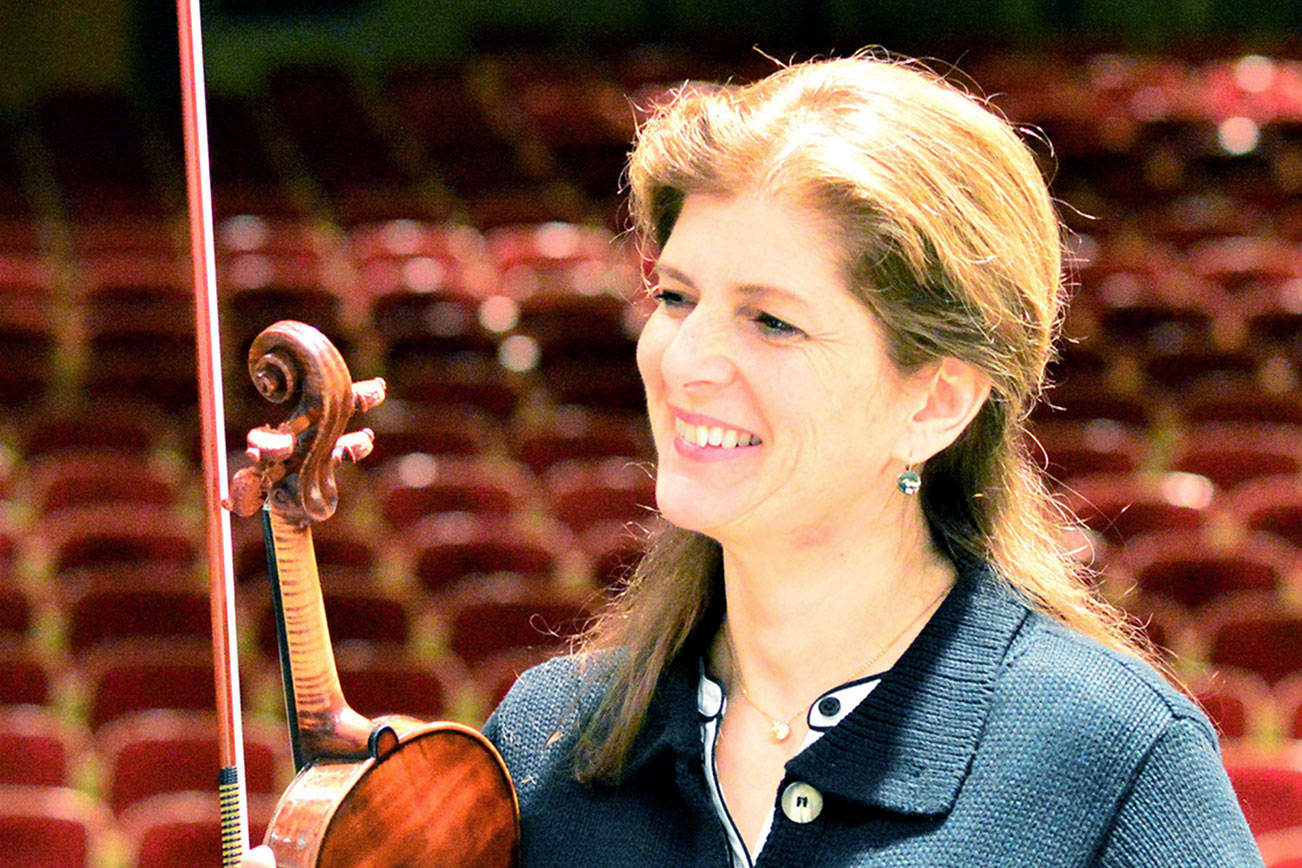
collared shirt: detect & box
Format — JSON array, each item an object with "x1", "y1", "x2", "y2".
[{"x1": 697, "y1": 668, "x2": 885, "y2": 867}]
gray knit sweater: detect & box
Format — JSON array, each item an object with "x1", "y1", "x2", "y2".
[{"x1": 484, "y1": 567, "x2": 1263, "y2": 866}]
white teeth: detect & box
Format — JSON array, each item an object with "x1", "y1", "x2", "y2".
[{"x1": 673, "y1": 417, "x2": 760, "y2": 449}]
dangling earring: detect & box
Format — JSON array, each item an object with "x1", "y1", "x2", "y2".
[{"x1": 896, "y1": 463, "x2": 921, "y2": 495}]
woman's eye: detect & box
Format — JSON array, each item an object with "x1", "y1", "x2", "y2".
[
  {"x1": 754, "y1": 311, "x2": 802, "y2": 337},
  {"x1": 651, "y1": 288, "x2": 692, "y2": 309}
]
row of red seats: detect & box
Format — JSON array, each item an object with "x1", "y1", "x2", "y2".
[
  {"x1": 9, "y1": 576, "x2": 1302, "y2": 718},
  {"x1": 0, "y1": 632, "x2": 547, "y2": 733},
  {"x1": 8, "y1": 450, "x2": 1300, "y2": 597},
  {"x1": 12, "y1": 405, "x2": 1298, "y2": 503},
  {"x1": 970, "y1": 54, "x2": 1302, "y2": 124},
  {"x1": 10, "y1": 54, "x2": 1302, "y2": 226},
  {"x1": 0, "y1": 700, "x2": 289, "y2": 864},
  {"x1": 1034, "y1": 422, "x2": 1302, "y2": 489},
  {"x1": 2, "y1": 54, "x2": 658, "y2": 226},
  {"x1": 5, "y1": 706, "x2": 1300, "y2": 865}
]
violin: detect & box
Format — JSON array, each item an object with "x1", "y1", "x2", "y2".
[
  {"x1": 177, "y1": 1, "x2": 518, "y2": 859},
  {"x1": 225, "y1": 320, "x2": 519, "y2": 866}
]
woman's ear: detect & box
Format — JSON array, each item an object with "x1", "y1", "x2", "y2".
[{"x1": 898, "y1": 358, "x2": 991, "y2": 462}]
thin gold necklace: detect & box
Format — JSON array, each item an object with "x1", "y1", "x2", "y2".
[{"x1": 724, "y1": 584, "x2": 951, "y2": 742}]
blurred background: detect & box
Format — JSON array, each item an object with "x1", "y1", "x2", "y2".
[{"x1": 2, "y1": 1, "x2": 1302, "y2": 864}]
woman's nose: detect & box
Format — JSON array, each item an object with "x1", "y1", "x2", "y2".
[{"x1": 660, "y1": 308, "x2": 736, "y2": 393}]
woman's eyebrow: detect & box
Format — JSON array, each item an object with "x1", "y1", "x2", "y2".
[
  {"x1": 650, "y1": 262, "x2": 695, "y2": 287},
  {"x1": 652, "y1": 262, "x2": 812, "y2": 312}
]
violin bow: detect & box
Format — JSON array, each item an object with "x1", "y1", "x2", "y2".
[{"x1": 176, "y1": 0, "x2": 251, "y2": 863}]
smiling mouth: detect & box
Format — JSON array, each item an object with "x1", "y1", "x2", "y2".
[{"x1": 673, "y1": 417, "x2": 762, "y2": 449}]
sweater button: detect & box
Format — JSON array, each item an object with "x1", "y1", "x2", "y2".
[
  {"x1": 780, "y1": 781, "x2": 823, "y2": 823},
  {"x1": 816, "y1": 696, "x2": 841, "y2": 718}
]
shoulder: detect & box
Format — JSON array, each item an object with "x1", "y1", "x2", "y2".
[
  {"x1": 483, "y1": 652, "x2": 618, "y2": 788},
  {"x1": 485, "y1": 652, "x2": 604, "y2": 739},
  {"x1": 992, "y1": 605, "x2": 1216, "y2": 763}
]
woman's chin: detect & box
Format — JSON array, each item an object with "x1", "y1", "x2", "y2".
[{"x1": 653, "y1": 484, "x2": 738, "y2": 540}]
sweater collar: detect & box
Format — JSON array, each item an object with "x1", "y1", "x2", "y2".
[
  {"x1": 788, "y1": 565, "x2": 1029, "y2": 815},
  {"x1": 623, "y1": 564, "x2": 1030, "y2": 816}
]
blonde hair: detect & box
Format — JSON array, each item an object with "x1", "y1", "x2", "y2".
[{"x1": 572, "y1": 52, "x2": 1155, "y2": 783}]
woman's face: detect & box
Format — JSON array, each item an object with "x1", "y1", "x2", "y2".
[{"x1": 637, "y1": 191, "x2": 922, "y2": 549}]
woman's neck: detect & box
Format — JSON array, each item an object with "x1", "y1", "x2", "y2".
[{"x1": 711, "y1": 504, "x2": 956, "y2": 717}]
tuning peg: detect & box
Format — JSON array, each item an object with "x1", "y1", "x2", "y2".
[
  {"x1": 352, "y1": 378, "x2": 387, "y2": 414},
  {"x1": 246, "y1": 426, "x2": 295, "y2": 463},
  {"x1": 333, "y1": 428, "x2": 375, "y2": 465},
  {"x1": 225, "y1": 467, "x2": 268, "y2": 516}
]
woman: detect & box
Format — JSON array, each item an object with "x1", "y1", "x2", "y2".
[
  {"x1": 483, "y1": 54, "x2": 1261, "y2": 866},
  {"x1": 246, "y1": 53, "x2": 1261, "y2": 866}
]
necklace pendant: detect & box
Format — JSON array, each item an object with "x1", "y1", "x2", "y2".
[{"x1": 770, "y1": 720, "x2": 791, "y2": 741}]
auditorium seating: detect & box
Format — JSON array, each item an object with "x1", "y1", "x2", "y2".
[{"x1": 1, "y1": 46, "x2": 1300, "y2": 864}]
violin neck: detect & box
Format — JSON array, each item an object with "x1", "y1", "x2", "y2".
[{"x1": 263, "y1": 507, "x2": 376, "y2": 769}]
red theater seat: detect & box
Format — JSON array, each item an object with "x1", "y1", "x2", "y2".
[
  {"x1": 0, "y1": 270, "x2": 55, "y2": 406},
  {"x1": 42, "y1": 504, "x2": 194, "y2": 576},
  {"x1": 544, "y1": 458, "x2": 657, "y2": 533},
  {"x1": 1181, "y1": 383, "x2": 1302, "y2": 427},
  {"x1": 0, "y1": 785, "x2": 111, "y2": 867},
  {"x1": 333, "y1": 652, "x2": 454, "y2": 721},
  {"x1": 1027, "y1": 418, "x2": 1147, "y2": 484},
  {"x1": 29, "y1": 450, "x2": 180, "y2": 516},
  {"x1": 122, "y1": 791, "x2": 277, "y2": 868},
  {"x1": 1171, "y1": 424, "x2": 1302, "y2": 491},
  {"x1": 0, "y1": 707, "x2": 84, "y2": 787},
  {"x1": 1275, "y1": 674, "x2": 1302, "y2": 740},
  {"x1": 514, "y1": 408, "x2": 650, "y2": 475},
  {"x1": 84, "y1": 640, "x2": 220, "y2": 730},
  {"x1": 410, "y1": 512, "x2": 563, "y2": 595},
  {"x1": 450, "y1": 592, "x2": 591, "y2": 667},
  {"x1": 64, "y1": 578, "x2": 209, "y2": 657},
  {"x1": 1109, "y1": 531, "x2": 1292, "y2": 611},
  {"x1": 79, "y1": 276, "x2": 197, "y2": 409},
  {"x1": 98, "y1": 711, "x2": 284, "y2": 816},
  {"x1": 1226, "y1": 762, "x2": 1302, "y2": 837},
  {"x1": 362, "y1": 400, "x2": 494, "y2": 465},
  {"x1": 1059, "y1": 473, "x2": 1214, "y2": 547},
  {"x1": 1186, "y1": 669, "x2": 1273, "y2": 740},
  {"x1": 22, "y1": 400, "x2": 157, "y2": 458},
  {"x1": 377, "y1": 454, "x2": 537, "y2": 530},
  {"x1": 386, "y1": 354, "x2": 520, "y2": 419},
  {"x1": 1228, "y1": 475, "x2": 1302, "y2": 549},
  {"x1": 0, "y1": 583, "x2": 31, "y2": 644},
  {"x1": 1204, "y1": 596, "x2": 1302, "y2": 687},
  {"x1": 0, "y1": 649, "x2": 55, "y2": 708}
]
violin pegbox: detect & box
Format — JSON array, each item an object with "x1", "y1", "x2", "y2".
[{"x1": 223, "y1": 320, "x2": 386, "y2": 527}]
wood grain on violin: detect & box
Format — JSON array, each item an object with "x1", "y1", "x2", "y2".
[{"x1": 226, "y1": 321, "x2": 519, "y2": 866}]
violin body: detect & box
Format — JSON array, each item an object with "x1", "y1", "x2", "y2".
[
  {"x1": 266, "y1": 719, "x2": 517, "y2": 867},
  {"x1": 227, "y1": 321, "x2": 519, "y2": 866}
]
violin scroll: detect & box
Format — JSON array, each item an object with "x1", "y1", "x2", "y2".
[{"x1": 224, "y1": 321, "x2": 386, "y2": 526}]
